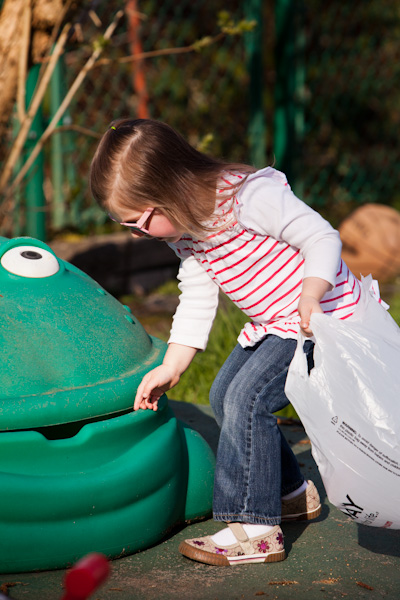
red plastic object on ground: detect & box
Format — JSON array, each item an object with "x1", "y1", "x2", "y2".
[{"x1": 61, "y1": 553, "x2": 110, "y2": 600}]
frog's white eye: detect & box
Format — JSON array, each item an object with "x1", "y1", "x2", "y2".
[{"x1": 0, "y1": 246, "x2": 60, "y2": 278}]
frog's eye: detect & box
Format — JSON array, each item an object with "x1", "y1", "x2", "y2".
[{"x1": 0, "y1": 246, "x2": 60, "y2": 278}]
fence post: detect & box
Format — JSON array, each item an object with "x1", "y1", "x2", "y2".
[
  {"x1": 274, "y1": 0, "x2": 304, "y2": 194},
  {"x1": 245, "y1": 0, "x2": 266, "y2": 168},
  {"x1": 24, "y1": 65, "x2": 46, "y2": 241},
  {"x1": 50, "y1": 53, "x2": 65, "y2": 231},
  {"x1": 12, "y1": 112, "x2": 23, "y2": 237}
]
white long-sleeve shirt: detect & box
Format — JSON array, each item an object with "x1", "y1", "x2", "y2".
[{"x1": 168, "y1": 167, "x2": 361, "y2": 349}]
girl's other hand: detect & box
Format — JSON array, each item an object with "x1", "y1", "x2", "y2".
[
  {"x1": 298, "y1": 277, "x2": 332, "y2": 337},
  {"x1": 134, "y1": 364, "x2": 180, "y2": 411},
  {"x1": 297, "y1": 295, "x2": 323, "y2": 337}
]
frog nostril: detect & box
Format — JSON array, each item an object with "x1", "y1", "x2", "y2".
[{"x1": 20, "y1": 251, "x2": 43, "y2": 260}]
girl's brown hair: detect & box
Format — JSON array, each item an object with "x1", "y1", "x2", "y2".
[{"x1": 90, "y1": 119, "x2": 257, "y2": 237}]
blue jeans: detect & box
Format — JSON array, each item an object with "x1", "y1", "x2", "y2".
[{"x1": 209, "y1": 334, "x2": 314, "y2": 525}]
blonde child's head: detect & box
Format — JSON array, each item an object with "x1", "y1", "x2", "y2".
[{"x1": 90, "y1": 119, "x2": 255, "y2": 237}]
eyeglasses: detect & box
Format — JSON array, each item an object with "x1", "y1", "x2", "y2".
[{"x1": 109, "y1": 207, "x2": 154, "y2": 235}]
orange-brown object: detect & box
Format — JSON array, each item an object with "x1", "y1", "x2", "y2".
[
  {"x1": 127, "y1": 0, "x2": 150, "y2": 119},
  {"x1": 339, "y1": 203, "x2": 400, "y2": 282}
]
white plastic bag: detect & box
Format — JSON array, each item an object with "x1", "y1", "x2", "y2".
[{"x1": 285, "y1": 276, "x2": 400, "y2": 529}]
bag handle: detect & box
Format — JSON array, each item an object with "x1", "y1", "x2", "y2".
[{"x1": 289, "y1": 334, "x2": 310, "y2": 380}]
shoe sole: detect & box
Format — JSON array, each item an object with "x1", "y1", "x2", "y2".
[
  {"x1": 281, "y1": 504, "x2": 322, "y2": 522},
  {"x1": 179, "y1": 541, "x2": 286, "y2": 566}
]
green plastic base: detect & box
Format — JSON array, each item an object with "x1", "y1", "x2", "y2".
[
  {"x1": 0, "y1": 397, "x2": 215, "y2": 573},
  {"x1": 0, "y1": 237, "x2": 215, "y2": 573}
]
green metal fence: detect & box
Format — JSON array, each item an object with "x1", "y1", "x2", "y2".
[
  {"x1": 2, "y1": 0, "x2": 400, "y2": 239},
  {"x1": 287, "y1": 0, "x2": 400, "y2": 227}
]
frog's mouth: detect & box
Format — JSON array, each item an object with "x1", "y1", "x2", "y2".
[
  {"x1": 2, "y1": 393, "x2": 170, "y2": 444},
  {"x1": 10, "y1": 407, "x2": 134, "y2": 440}
]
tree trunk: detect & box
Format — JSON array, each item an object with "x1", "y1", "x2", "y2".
[
  {"x1": 0, "y1": 0, "x2": 64, "y2": 160},
  {"x1": 0, "y1": 0, "x2": 26, "y2": 150},
  {"x1": 31, "y1": 0, "x2": 64, "y2": 62}
]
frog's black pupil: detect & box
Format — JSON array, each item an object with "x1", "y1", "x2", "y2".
[{"x1": 20, "y1": 251, "x2": 42, "y2": 260}]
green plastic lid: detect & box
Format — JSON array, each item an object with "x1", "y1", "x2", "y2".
[{"x1": 0, "y1": 237, "x2": 166, "y2": 431}]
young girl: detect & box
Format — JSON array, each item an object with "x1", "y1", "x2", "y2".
[{"x1": 90, "y1": 118, "x2": 361, "y2": 566}]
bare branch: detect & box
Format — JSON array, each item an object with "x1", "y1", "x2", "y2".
[
  {"x1": 17, "y1": 0, "x2": 31, "y2": 122},
  {"x1": 1, "y1": 7, "x2": 241, "y2": 207},
  {"x1": 94, "y1": 32, "x2": 226, "y2": 66},
  {"x1": 4, "y1": 10, "x2": 124, "y2": 197},
  {"x1": 55, "y1": 124, "x2": 102, "y2": 138},
  {"x1": 88, "y1": 10, "x2": 102, "y2": 28},
  {"x1": 0, "y1": 23, "x2": 70, "y2": 194},
  {"x1": 35, "y1": 0, "x2": 74, "y2": 84}
]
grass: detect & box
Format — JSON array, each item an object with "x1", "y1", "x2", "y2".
[
  {"x1": 386, "y1": 291, "x2": 400, "y2": 323},
  {"x1": 172, "y1": 294, "x2": 248, "y2": 405},
  {"x1": 122, "y1": 280, "x2": 247, "y2": 405}
]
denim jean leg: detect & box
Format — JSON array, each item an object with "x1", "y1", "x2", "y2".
[
  {"x1": 210, "y1": 342, "x2": 254, "y2": 428},
  {"x1": 210, "y1": 335, "x2": 305, "y2": 525}
]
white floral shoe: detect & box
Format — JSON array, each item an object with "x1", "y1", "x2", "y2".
[
  {"x1": 281, "y1": 480, "x2": 321, "y2": 521},
  {"x1": 179, "y1": 523, "x2": 286, "y2": 566}
]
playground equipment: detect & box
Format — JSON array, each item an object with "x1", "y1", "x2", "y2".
[{"x1": 0, "y1": 237, "x2": 215, "y2": 573}]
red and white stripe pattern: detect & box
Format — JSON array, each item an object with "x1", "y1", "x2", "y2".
[{"x1": 173, "y1": 178, "x2": 361, "y2": 347}]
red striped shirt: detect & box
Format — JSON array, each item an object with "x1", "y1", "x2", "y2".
[{"x1": 173, "y1": 178, "x2": 361, "y2": 346}]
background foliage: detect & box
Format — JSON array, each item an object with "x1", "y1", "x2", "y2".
[
  {"x1": 2, "y1": 0, "x2": 400, "y2": 237},
  {"x1": 298, "y1": 0, "x2": 400, "y2": 226}
]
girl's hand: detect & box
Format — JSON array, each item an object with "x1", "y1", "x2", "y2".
[
  {"x1": 297, "y1": 295, "x2": 323, "y2": 337},
  {"x1": 134, "y1": 364, "x2": 180, "y2": 411},
  {"x1": 133, "y1": 343, "x2": 198, "y2": 411},
  {"x1": 298, "y1": 276, "x2": 332, "y2": 337}
]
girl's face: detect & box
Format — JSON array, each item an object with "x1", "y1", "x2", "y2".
[{"x1": 113, "y1": 207, "x2": 183, "y2": 243}]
